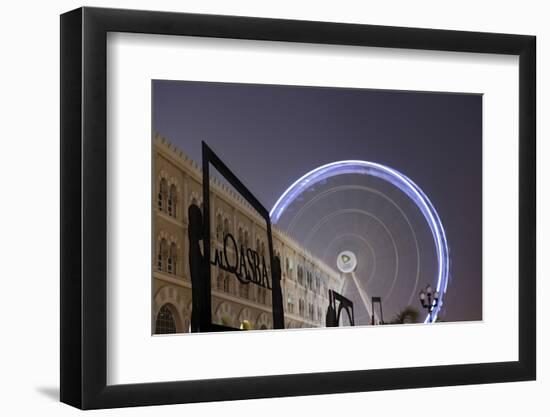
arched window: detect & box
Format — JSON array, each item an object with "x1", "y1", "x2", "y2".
[
  {"x1": 258, "y1": 287, "x2": 266, "y2": 304},
  {"x1": 223, "y1": 275, "x2": 230, "y2": 293},
  {"x1": 260, "y1": 241, "x2": 265, "y2": 258},
  {"x1": 287, "y1": 296, "x2": 294, "y2": 313},
  {"x1": 168, "y1": 184, "x2": 177, "y2": 217},
  {"x1": 157, "y1": 239, "x2": 167, "y2": 271},
  {"x1": 216, "y1": 213, "x2": 223, "y2": 239},
  {"x1": 167, "y1": 242, "x2": 177, "y2": 274},
  {"x1": 244, "y1": 230, "x2": 249, "y2": 248},
  {"x1": 306, "y1": 271, "x2": 313, "y2": 290},
  {"x1": 158, "y1": 178, "x2": 168, "y2": 211},
  {"x1": 238, "y1": 227, "x2": 244, "y2": 248},
  {"x1": 240, "y1": 284, "x2": 249, "y2": 299},
  {"x1": 155, "y1": 304, "x2": 177, "y2": 334},
  {"x1": 297, "y1": 266, "x2": 303, "y2": 285},
  {"x1": 223, "y1": 218, "x2": 229, "y2": 235}
]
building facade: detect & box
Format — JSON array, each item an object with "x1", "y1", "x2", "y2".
[{"x1": 153, "y1": 134, "x2": 344, "y2": 334}]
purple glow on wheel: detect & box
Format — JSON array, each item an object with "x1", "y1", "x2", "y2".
[{"x1": 270, "y1": 160, "x2": 449, "y2": 323}]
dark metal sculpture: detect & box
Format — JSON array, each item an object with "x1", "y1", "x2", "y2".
[
  {"x1": 371, "y1": 296, "x2": 384, "y2": 325},
  {"x1": 326, "y1": 289, "x2": 355, "y2": 327}
]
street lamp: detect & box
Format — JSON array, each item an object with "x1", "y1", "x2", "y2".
[{"x1": 419, "y1": 284, "x2": 440, "y2": 322}]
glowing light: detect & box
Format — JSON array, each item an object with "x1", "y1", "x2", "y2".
[
  {"x1": 337, "y1": 250, "x2": 358, "y2": 273},
  {"x1": 270, "y1": 160, "x2": 449, "y2": 323}
]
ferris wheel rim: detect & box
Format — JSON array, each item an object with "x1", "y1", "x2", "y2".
[{"x1": 270, "y1": 160, "x2": 449, "y2": 323}]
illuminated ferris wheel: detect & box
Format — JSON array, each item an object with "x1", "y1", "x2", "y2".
[{"x1": 270, "y1": 160, "x2": 450, "y2": 324}]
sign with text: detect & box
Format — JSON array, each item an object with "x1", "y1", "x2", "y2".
[{"x1": 202, "y1": 142, "x2": 284, "y2": 332}]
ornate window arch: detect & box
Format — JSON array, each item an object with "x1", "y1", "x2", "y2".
[
  {"x1": 155, "y1": 304, "x2": 177, "y2": 334},
  {"x1": 158, "y1": 178, "x2": 168, "y2": 211},
  {"x1": 223, "y1": 217, "x2": 230, "y2": 235},
  {"x1": 287, "y1": 295, "x2": 294, "y2": 313},
  {"x1": 237, "y1": 226, "x2": 244, "y2": 248},
  {"x1": 244, "y1": 229, "x2": 249, "y2": 248},
  {"x1": 168, "y1": 184, "x2": 177, "y2": 217},
  {"x1": 153, "y1": 286, "x2": 188, "y2": 333},
  {"x1": 157, "y1": 238, "x2": 167, "y2": 271},
  {"x1": 299, "y1": 298, "x2": 305, "y2": 316},
  {"x1": 239, "y1": 283, "x2": 249, "y2": 299},
  {"x1": 167, "y1": 242, "x2": 177, "y2": 274},
  {"x1": 297, "y1": 265, "x2": 304, "y2": 285},
  {"x1": 216, "y1": 212, "x2": 223, "y2": 240},
  {"x1": 223, "y1": 273, "x2": 231, "y2": 293}
]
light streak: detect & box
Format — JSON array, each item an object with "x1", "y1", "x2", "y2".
[{"x1": 270, "y1": 161, "x2": 449, "y2": 323}]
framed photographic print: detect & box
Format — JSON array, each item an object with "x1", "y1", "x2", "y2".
[{"x1": 60, "y1": 6, "x2": 536, "y2": 409}]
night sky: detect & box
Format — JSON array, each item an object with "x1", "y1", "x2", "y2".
[{"x1": 153, "y1": 80, "x2": 482, "y2": 323}]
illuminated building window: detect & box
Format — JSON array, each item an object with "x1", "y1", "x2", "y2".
[
  {"x1": 238, "y1": 227, "x2": 244, "y2": 248},
  {"x1": 287, "y1": 296, "x2": 294, "y2": 313},
  {"x1": 167, "y1": 184, "x2": 177, "y2": 217},
  {"x1": 223, "y1": 218, "x2": 229, "y2": 235},
  {"x1": 306, "y1": 270, "x2": 313, "y2": 290},
  {"x1": 216, "y1": 213, "x2": 223, "y2": 240},
  {"x1": 297, "y1": 266, "x2": 304, "y2": 286},
  {"x1": 167, "y1": 242, "x2": 177, "y2": 274},
  {"x1": 158, "y1": 178, "x2": 168, "y2": 211},
  {"x1": 155, "y1": 304, "x2": 177, "y2": 334},
  {"x1": 157, "y1": 238, "x2": 167, "y2": 271}
]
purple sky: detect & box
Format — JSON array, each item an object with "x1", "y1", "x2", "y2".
[{"x1": 153, "y1": 80, "x2": 482, "y2": 322}]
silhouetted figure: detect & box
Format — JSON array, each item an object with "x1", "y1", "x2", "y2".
[
  {"x1": 326, "y1": 290, "x2": 338, "y2": 327},
  {"x1": 188, "y1": 203, "x2": 205, "y2": 332},
  {"x1": 271, "y1": 255, "x2": 285, "y2": 329}
]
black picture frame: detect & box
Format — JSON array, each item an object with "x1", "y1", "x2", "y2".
[
  {"x1": 200, "y1": 141, "x2": 285, "y2": 332},
  {"x1": 60, "y1": 6, "x2": 536, "y2": 410}
]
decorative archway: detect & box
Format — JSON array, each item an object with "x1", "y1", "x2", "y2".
[
  {"x1": 153, "y1": 285, "x2": 188, "y2": 333},
  {"x1": 215, "y1": 302, "x2": 235, "y2": 328},
  {"x1": 238, "y1": 308, "x2": 255, "y2": 329},
  {"x1": 256, "y1": 312, "x2": 272, "y2": 330},
  {"x1": 155, "y1": 304, "x2": 178, "y2": 334}
]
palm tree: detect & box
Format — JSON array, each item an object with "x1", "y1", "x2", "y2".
[{"x1": 389, "y1": 306, "x2": 420, "y2": 324}]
